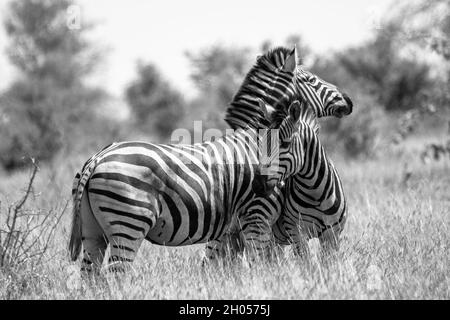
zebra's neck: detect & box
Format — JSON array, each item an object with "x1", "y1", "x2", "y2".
[
  {"x1": 295, "y1": 71, "x2": 323, "y2": 118},
  {"x1": 290, "y1": 131, "x2": 344, "y2": 202},
  {"x1": 226, "y1": 95, "x2": 268, "y2": 130}
]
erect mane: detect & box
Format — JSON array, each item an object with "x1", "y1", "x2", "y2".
[
  {"x1": 225, "y1": 46, "x2": 295, "y2": 130},
  {"x1": 262, "y1": 47, "x2": 294, "y2": 68}
]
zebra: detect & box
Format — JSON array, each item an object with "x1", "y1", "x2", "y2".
[
  {"x1": 205, "y1": 98, "x2": 322, "y2": 260},
  {"x1": 224, "y1": 46, "x2": 353, "y2": 130},
  {"x1": 68, "y1": 99, "x2": 306, "y2": 273},
  {"x1": 208, "y1": 46, "x2": 353, "y2": 259},
  {"x1": 265, "y1": 98, "x2": 347, "y2": 256},
  {"x1": 211, "y1": 100, "x2": 347, "y2": 260}
]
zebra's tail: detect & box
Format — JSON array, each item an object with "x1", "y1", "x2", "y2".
[
  {"x1": 68, "y1": 142, "x2": 118, "y2": 261},
  {"x1": 69, "y1": 171, "x2": 83, "y2": 261}
]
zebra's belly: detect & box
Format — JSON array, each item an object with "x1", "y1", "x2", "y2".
[{"x1": 144, "y1": 194, "x2": 224, "y2": 246}]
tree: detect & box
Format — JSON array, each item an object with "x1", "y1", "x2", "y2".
[
  {"x1": 185, "y1": 45, "x2": 252, "y2": 130},
  {"x1": 310, "y1": 0, "x2": 449, "y2": 158},
  {"x1": 336, "y1": 23, "x2": 433, "y2": 112},
  {"x1": 125, "y1": 62, "x2": 185, "y2": 139},
  {"x1": 0, "y1": 0, "x2": 105, "y2": 170},
  {"x1": 391, "y1": 0, "x2": 449, "y2": 111},
  {"x1": 187, "y1": 45, "x2": 251, "y2": 105},
  {"x1": 185, "y1": 39, "x2": 310, "y2": 131}
]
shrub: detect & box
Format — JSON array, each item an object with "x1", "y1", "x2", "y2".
[
  {"x1": 125, "y1": 62, "x2": 185, "y2": 140},
  {"x1": 321, "y1": 89, "x2": 388, "y2": 158},
  {"x1": 0, "y1": 160, "x2": 66, "y2": 271}
]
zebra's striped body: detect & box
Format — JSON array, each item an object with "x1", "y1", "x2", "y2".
[
  {"x1": 206, "y1": 99, "x2": 316, "y2": 259},
  {"x1": 210, "y1": 47, "x2": 352, "y2": 257},
  {"x1": 271, "y1": 135, "x2": 347, "y2": 254},
  {"x1": 213, "y1": 106, "x2": 347, "y2": 257},
  {"x1": 68, "y1": 100, "x2": 306, "y2": 272},
  {"x1": 255, "y1": 101, "x2": 347, "y2": 256}
]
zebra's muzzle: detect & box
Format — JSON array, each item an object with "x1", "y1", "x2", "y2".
[
  {"x1": 336, "y1": 94, "x2": 353, "y2": 117},
  {"x1": 332, "y1": 93, "x2": 353, "y2": 118}
]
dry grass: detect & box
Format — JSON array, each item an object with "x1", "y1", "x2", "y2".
[{"x1": 0, "y1": 142, "x2": 448, "y2": 299}]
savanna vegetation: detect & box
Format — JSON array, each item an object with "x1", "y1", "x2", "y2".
[{"x1": 0, "y1": 0, "x2": 448, "y2": 299}]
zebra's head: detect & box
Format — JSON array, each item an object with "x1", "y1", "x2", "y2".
[
  {"x1": 295, "y1": 67, "x2": 353, "y2": 118},
  {"x1": 255, "y1": 98, "x2": 319, "y2": 193},
  {"x1": 268, "y1": 46, "x2": 353, "y2": 118},
  {"x1": 226, "y1": 46, "x2": 353, "y2": 130},
  {"x1": 250, "y1": 98, "x2": 294, "y2": 197}
]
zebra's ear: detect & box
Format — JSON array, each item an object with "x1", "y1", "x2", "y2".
[
  {"x1": 289, "y1": 100, "x2": 302, "y2": 122},
  {"x1": 281, "y1": 45, "x2": 298, "y2": 73}
]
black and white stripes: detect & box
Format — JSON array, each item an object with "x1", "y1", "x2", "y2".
[
  {"x1": 68, "y1": 98, "x2": 305, "y2": 272},
  {"x1": 215, "y1": 45, "x2": 353, "y2": 257},
  {"x1": 225, "y1": 46, "x2": 353, "y2": 130},
  {"x1": 209, "y1": 97, "x2": 348, "y2": 258}
]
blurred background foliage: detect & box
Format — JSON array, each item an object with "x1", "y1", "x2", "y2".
[
  {"x1": 0, "y1": 0, "x2": 448, "y2": 172},
  {"x1": 125, "y1": 62, "x2": 185, "y2": 139}
]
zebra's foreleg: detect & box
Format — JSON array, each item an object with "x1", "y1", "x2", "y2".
[
  {"x1": 318, "y1": 227, "x2": 342, "y2": 259},
  {"x1": 240, "y1": 210, "x2": 273, "y2": 260},
  {"x1": 204, "y1": 239, "x2": 226, "y2": 261},
  {"x1": 318, "y1": 214, "x2": 347, "y2": 259},
  {"x1": 204, "y1": 230, "x2": 244, "y2": 263},
  {"x1": 286, "y1": 225, "x2": 310, "y2": 259}
]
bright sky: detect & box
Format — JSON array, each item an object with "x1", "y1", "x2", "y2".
[{"x1": 0, "y1": 0, "x2": 396, "y2": 98}]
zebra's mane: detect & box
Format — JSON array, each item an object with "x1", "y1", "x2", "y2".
[
  {"x1": 270, "y1": 99, "x2": 320, "y2": 135},
  {"x1": 225, "y1": 47, "x2": 294, "y2": 130},
  {"x1": 242, "y1": 110, "x2": 271, "y2": 131}
]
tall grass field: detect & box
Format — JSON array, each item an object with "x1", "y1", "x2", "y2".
[{"x1": 0, "y1": 140, "x2": 448, "y2": 300}]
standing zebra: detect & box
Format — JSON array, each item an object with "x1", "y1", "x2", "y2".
[
  {"x1": 68, "y1": 99, "x2": 306, "y2": 273},
  {"x1": 208, "y1": 46, "x2": 352, "y2": 258},
  {"x1": 212, "y1": 98, "x2": 347, "y2": 258},
  {"x1": 206, "y1": 99, "x2": 321, "y2": 260}
]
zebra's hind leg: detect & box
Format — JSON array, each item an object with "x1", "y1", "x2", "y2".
[
  {"x1": 103, "y1": 206, "x2": 155, "y2": 273},
  {"x1": 107, "y1": 235, "x2": 147, "y2": 273},
  {"x1": 87, "y1": 181, "x2": 160, "y2": 273},
  {"x1": 80, "y1": 192, "x2": 108, "y2": 275}
]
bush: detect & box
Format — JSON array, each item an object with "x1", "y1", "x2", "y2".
[
  {"x1": 0, "y1": 83, "x2": 63, "y2": 170},
  {"x1": 0, "y1": 161, "x2": 66, "y2": 271},
  {"x1": 321, "y1": 89, "x2": 388, "y2": 158},
  {"x1": 126, "y1": 62, "x2": 185, "y2": 140},
  {"x1": 0, "y1": 0, "x2": 107, "y2": 171}
]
